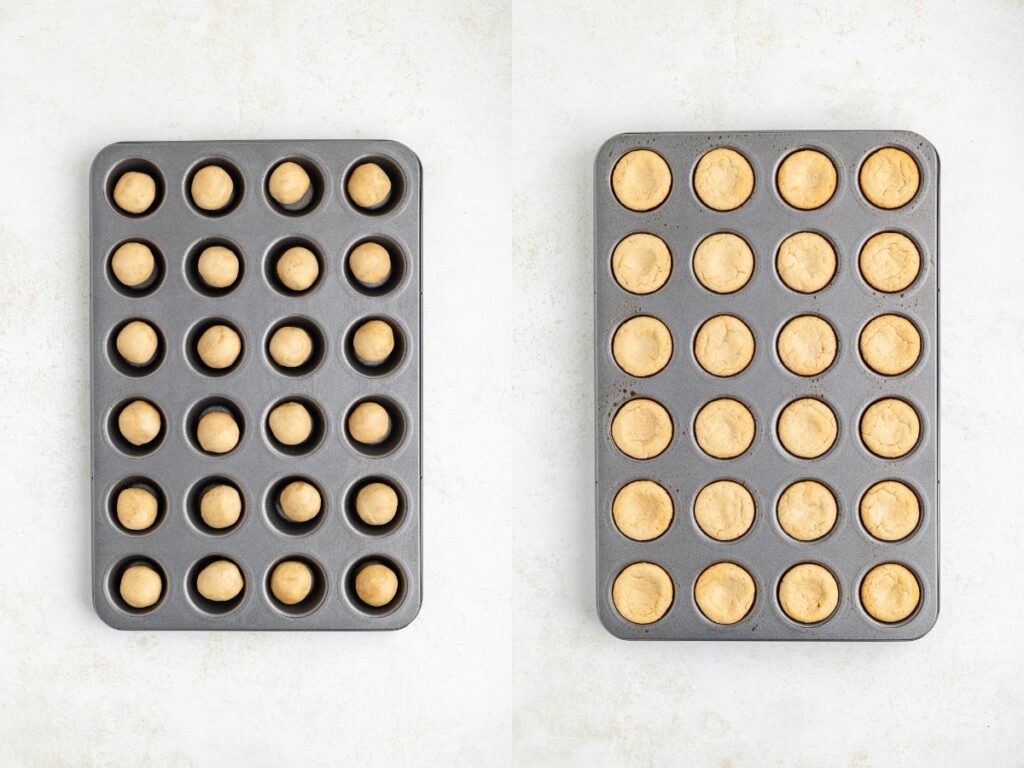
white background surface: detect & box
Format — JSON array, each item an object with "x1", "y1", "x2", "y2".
[{"x1": 1, "y1": 1, "x2": 1022, "y2": 765}]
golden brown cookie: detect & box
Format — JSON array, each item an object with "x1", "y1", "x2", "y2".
[
  {"x1": 611, "y1": 150, "x2": 672, "y2": 211},
  {"x1": 777, "y1": 315, "x2": 837, "y2": 376},
  {"x1": 197, "y1": 245, "x2": 240, "y2": 289},
  {"x1": 118, "y1": 400, "x2": 162, "y2": 447},
  {"x1": 860, "y1": 398, "x2": 920, "y2": 458},
  {"x1": 196, "y1": 559, "x2": 244, "y2": 602},
  {"x1": 269, "y1": 401, "x2": 314, "y2": 446},
  {"x1": 777, "y1": 480, "x2": 838, "y2": 541},
  {"x1": 199, "y1": 484, "x2": 242, "y2": 529},
  {"x1": 694, "y1": 398, "x2": 755, "y2": 459},
  {"x1": 694, "y1": 562, "x2": 756, "y2": 625},
  {"x1": 776, "y1": 149, "x2": 837, "y2": 210},
  {"x1": 196, "y1": 410, "x2": 240, "y2": 454},
  {"x1": 348, "y1": 242, "x2": 392, "y2": 287},
  {"x1": 859, "y1": 315, "x2": 921, "y2": 376},
  {"x1": 692, "y1": 233, "x2": 754, "y2": 294},
  {"x1": 777, "y1": 232, "x2": 837, "y2": 293},
  {"x1": 694, "y1": 480, "x2": 755, "y2": 541},
  {"x1": 861, "y1": 563, "x2": 920, "y2": 622},
  {"x1": 190, "y1": 165, "x2": 234, "y2": 211},
  {"x1": 860, "y1": 480, "x2": 921, "y2": 541},
  {"x1": 612, "y1": 561, "x2": 674, "y2": 624},
  {"x1": 354, "y1": 562, "x2": 400, "y2": 608},
  {"x1": 268, "y1": 161, "x2": 311, "y2": 206},
  {"x1": 860, "y1": 147, "x2": 920, "y2": 209},
  {"x1": 270, "y1": 561, "x2": 314, "y2": 605},
  {"x1": 348, "y1": 401, "x2": 392, "y2": 446},
  {"x1": 116, "y1": 320, "x2": 159, "y2": 366},
  {"x1": 196, "y1": 324, "x2": 242, "y2": 369},
  {"x1": 347, "y1": 162, "x2": 392, "y2": 210},
  {"x1": 119, "y1": 564, "x2": 163, "y2": 609},
  {"x1": 356, "y1": 482, "x2": 400, "y2": 526},
  {"x1": 611, "y1": 398, "x2": 673, "y2": 460},
  {"x1": 612, "y1": 316, "x2": 673, "y2": 377},
  {"x1": 113, "y1": 171, "x2": 157, "y2": 214},
  {"x1": 612, "y1": 480, "x2": 674, "y2": 541},
  {"x1": 694, "y1": 148, "x2": 755, "y2": 211},
  {"x1": 778, "y1": 563, "x2": 839, "y2": 624},
  {"x1": 611, "y1": 233, "x2": 672, "y2": 294},
  {"x1": 269, "y1": 326, "x2": 314, "y2": 368},
  {"x1": 110, "y1": 242, "x2": 156, "y2": 287},
  {"x1": 694, "y1": 314, "x2": 755, "y2": 377},
  {"x1": 777, "y1": 398, "x2": 838, "y2": 459},
  {"x1": 116, "y1": 487, "x2": 159, "y2": 531},
  {"x1": 859, "y1": 232, "x2": 921, "y2": 293}
]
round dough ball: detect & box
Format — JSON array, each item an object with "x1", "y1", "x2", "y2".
[
  {"x1": 196, "y1": 559, "x2": 244, "y2": 602},
  {"x1": 860, "y1": 147, "x2": 920, "y2": 209},
  {"x1": 355, "y1": 482, "x2": 400, "y2": 526},
  {"x1": 694, "y1": 562, "x2": 756, "y2": 625},
  {"x1": 268, "y1": 401, "x2": 314, "y2": 446},
  {"x1": 113, "y1": 171, "x2": 157, "y2": 214},
  {"x1": 694, "y1": 480, "x2": 755, "y2": 541},
  {"x1": 861, "y1": 480, "x2": 921, "y2": 541},
  {"x1": 276, "y1": 246, "x2": 320, "y2": 292},
  {"x1": 115, "y1": 320, "x2": 159, "y2": 366},
  {"x1": 118, "y1": 400, "x2": 162, "y2": 447},
  {"x1": 612, "y1": 480, "x2": 674, "y2": 541},
  {"x1": 694, "y1": 148, "x2": 755, "y2": 211},
  {"x1": 861, "y1": 562, "x2": 921, "y2": 622},
  {"x1": 196, "y1": 324, "x2": 242, "y2": 370},
  {"x1": 860, "y1": 398, "x2": 920, "y2": 458},
  {"x1": 119, "y1": 564, "x2": 162, "y2": 609},
  {"x1": 349, "y1": 242, "x2": 393, "y2": 287},
  {"x1": 348, "y1": 401, "x2": 391, "y2": 446},
  {"x1": 692, "y1": 233, "x2": 754, "y2": 294},
  {"x1": 268, "y1": 161, "x2": 312, "y2": 206},
  {"x1": 269, "y1": 326, "x2": 314, "y2": 368},
  {"x1": 611, "y1": 149, "x2": 672, "y2": 212},
  {"x1": 611, "y1": 233, "x2": 672, "y2": 294},
  {"x1": 197, "y1": 245, "x2": 240, "y2": 289},
  {"x1": 196, "y1": 410, "x2": 240, "y2": 454},
  {"x1": 860, "y1": 315, "x2": 921, "y2": 376},
  {"x1": 777, "y1": 480, "x2": 838, "y2": 541},
  {"x1": 777, "y1": 398, "x2": 838, "y2": 459},
  {"x1": 612, "y1": 316, "x2": 673, "y2": 377},
  {"x1": 611, "y1": 398, "x2": 673, "y2": 460},
  {"x1": 860, "y1": 232, "x2": 921, "y2": 293},
  {"x1": 694, "y1": 398, "x2": 755, "y2": 459},
  {"x1": 270, "y1": 560, "x2": 314, "y2": 605},
  {"x1": 353, "y1": 319, "x2": 396, "y2": 366},
  {"x1": 110, "y1": 241, "x2": 156, "y2": 287},
  {"x1": 777, "y1": 315, "x2": 837, "y2": 376},
  {"x1": 777, "y1": 232, "x2": 837, "y2": 293},
  {"x1": 190, "y1": 165, "x2": 234, "y2": 211},
  {"x1": 199, "y1": 483, "x2": 242, "y2": 529},
  {"x1": 116, "y1": 486, "x2": 159, "y2": 531},
  {"x1": 347, "y1": 162, "x2": 393, "y2": 210},
  {"x1": 612, "y1": 561, "x2": 674, "y2": 624},
  {"x1": 279, "y1": 480, "x2": 322, "y2": 523},
  {"x1": 354, "y1": 562, "x2": 400, "y2": 608},
  {"x1": 777, "y1": 149, "x2": 837, "y2": 210},
  {"x1": 778, "y1": 563, "x2": 839, "y2": 624},
  {"x1": 694, "y1": 314, "x2": 755, "y2": 377}
]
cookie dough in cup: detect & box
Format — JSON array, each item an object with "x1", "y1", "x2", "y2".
[
  {"x1": 197, "y1": 245, "x2": 241, "y2": 289},
  {"x1": 776, "y1": 149, "x2": 837, "y2": 210},
  {"x1": 190, "y1": 165, "x2": 234, "y2": 212},
  {"x1": 354, "y1": 562, "x2": 400, "y2": 608},
  {"x1": 200, "y1": 483, "x2": 243, "y2": 529},
  {"x1": 115, "y1": 320, "x2": 159, "y2": 367},
  {"x1": 110, "y1": 241, "x2": 156, "y2": 288},
  {"x1": 270, "y1": 560, "x2": 314, "y2": 606},
  {"x1": 860, "y1": 147, "x2": 920, "y2": 209},
  {"x1": 611, "y1": 398, "x2": 673, "y2": 460},
  {"x1": 352, "y1": 319, "x2": 396, "y2": 367},
  {"x1": 355, "y1": 482, "x2": 401, "y2": 527},
  {"x1": 694, "y1": 398, "x2": 755, "y2": 459},
  {"x1": 612, "y1": 479, "x2": 674, "y2": 541},
  {"x1": 694, "y1": 314, "x2": 755, "y2": 377},
  {"x1": 777, "y1": 480, "x2": 838, "y2": 541},
  {"x1": 348, "y1": 401, "x2": 392, "y2": 446},
  {"x1": 692, "y1": 233, "x2": 754, "y2": 294},
  {"x1": 612, "y1": 316, "x2": 673, "y2": 377},
  {"x1": 119, "y1": 563, "x2": 163, "y2": 609},
  {"x1": 268, "y1": 161, "x2": 312, "y2": 207},
  {"x1": 778, "y1": 563, "x2": 839, "y2": 624},
  {"x1": 694, "y1": 148, "x2": 754, "y2": 211},
  {"x1": 694, "y1": 562, "x2": 756, "y2": 625},
  {"x1": 196, "y1": 410, "x2": 241, "y2": 454},
  {"x1": 859, "y1": 315, "x2": 921, "y2": 376},
  {"x1": 611, "y1": 149, "x2": 672, "y2": 212},
  {"x1": 116, "y1": 486, "x2": 159, "y2": 531},
  {"x1": 268, "y1": 401, "x2": 314, "y2": 446},
  {"x1": 347, "y1": 162, "x2": 393, "y2": 210},
  {"x1": 118, "y1": 400, "x2": 162, "y2": 447},
  {"x1": 278, "y1": 480, "x2": 322, "y2": 523},
  {"x1": 611, "y1": 233, "x2": 672, "y2": 294},
  {"x1": 861, "y1": 562, "x2": 921, "y2": 623},
  {"x1": 777, "y1": 315, "x2": 837, "y2": 377},
  {"x1": 777, "y1": 232, "x2": 837, "y2": 293},
  {"x1": 777, "y1": 398, "x2": 838, "y2": 459},
  {"x1": 612, "y1": 561, "x2": 674, "y2": 624},
  {"x1": 694, "y1": 480, "x2": 755, "y2": 541},
  {"x1": 196, "y1": 559, "x2": 244, "y2": 602},
  {"x1": 860, "y1": 398, "x2": 920, "y2": 458},
  {"x1": 269, "y1": 325, "x2": 314, "y2": 369},
  {"x1": 275, "y1": 246, "x2": 320, "y2": 292},
  {"x1": 860, "y1": 480, "x2": 921, "y2": 541},
  {"x1": 348, "y1": 242, "x2": 393, "y2": 288},
  {"x1": 196, "y1": 324, "x2": 243, "y2": 370},
  {"x1": 859, "y1": 232, "x2": 921, "y2": 293},
  {"x1": 112, "y1": 170, "x2": 157, "y2": 214}
]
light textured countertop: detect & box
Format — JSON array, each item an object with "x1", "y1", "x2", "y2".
[{"x1": 1, "y1": 1, "x2": 1022, "y2": 765}]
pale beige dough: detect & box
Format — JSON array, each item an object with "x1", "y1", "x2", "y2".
[
  {"x1": 279, "y1": 480, "x2": 322, "y2": 523},
  {"x1": 116, "y1": 487, "x2": 158, "y2": 531},
  {"x1": 347, "y1": 162, "x2": 392, "y2": 209},
  {"x1": 861, "y1": 562, "x2": 920, "y2": 622},
  {"x1": 860, "y1": 147, "x2": 920, "y2": 209},
  {"x1": 694, "y1": 562, "x2": 755, "y2": 625},
  {"x1": 270, "y1": 561, "x2": 314, "y2": 605},
  {"x1": 694, "y1": 314, "x2": 755, "y2": 377},
  {"x1": 611, "y1": 233, "x2": 672, "y2": 294},
  {"x1": 349, "y1": 242, "x2": 393, "y2": 287},
  {"x1": 778, "y1": 398, "x2": 838, "y2": 459},
  {"x1": 191, "y1": 165, "x2": 234, "y2": 211},
  {"x1": 119, "y1": 564, "x2": 162, "y2": 609},
  {"x1": 859, "y1": 232, "x2": 921, "y2": 293},
  {"x1": 860, "y1": 398, "x2": 920, "y2": 458},
  {"x1": 779, "y1": 563, "x2": 839, "y2": 624},
  {"x1": 777, "y1": 315, "x2": 837, "y2": 376},
  {"x1": 694, "y1": 480, "x2": 755, "y2": 541},
  {"x1": 197, "y1": 245, "x2": 240, "y2": 289},
  {"x1": 355, "y1": 562, "x2": 400, "y2": 608},
  {"x1": 692, "y1": 233, "x2": 754, "y2": 294},
  {"x1": 111, "y1": 241, "x2": 156, "y2": 287},
  {"x1": 777, "y1": 480, "x2": 837, "y2": 541},
  {"x1": 197, "y1": 324, "x2": 242, "y2": 369},
  {"x1": 694, "y1": 398, "x2": 755, "y2": 459},
  {"x1": 612, "y1": 561, "x2": 674, "y2": 624},
  {"x1": 113, "y1": 171, "x2": 156, "y2": 214},
  {"x1": 353, "y1": 319, "x2": 396, "y2": 365},
  {"x1": 276, "y1": 246, "x2": 320, "y2": 291},
  {"x1": 611, "y1": 150, "x2": 672, "y2": 211},
  {"x1": 269, "y1": 326, "x2": 314, "y2": 368},
  {"x1": 861, "y1": 480, "x2": 921, "y2": 541},
  {"x1": 269, "y1": 401, "x2": 314, "y2": 446},
  {"x1": 777, "y1": 149, "x2": 837, "y2": 210},
  {"x1": 612, "y1": 480, "x2": 674, "y2": 541},
  {"x1": 268, "y1": 161, "x2": 312, "y2": 206},
  {"x1": 777, "y1": 232, "x2": 837, "y2": 293},
  {"x1": 348, "y1": 401, "x2": 392, "y2": 446},
  {"x1": 116, "y1": 320, "x2": 159, "y2": 366},
  {"x1": 611, "y1": 398, "x2": 673, "y2": 460},
  {"x1": 199, "y1": 484, "x2": 242, "y2": 529},
  {"x1": 196, "y1": 410, "x2": 240, "y2": 454},
  {"x1": 196, "y1": 559, "x2": 244, "y2": 602},
  {"x1": 356, "y1": 482, "x2": 400, "y2": 526},
  {"x1": 693, "y1": 148, "x2": 755, "y2": 211},
  {"x1": 612, "y1": 316, "x2": 673, "y2": 377},
  {"x1": 859, "y1": 315, "x2": 921, "y2": 376},
  {"x1": 118, "y1": 400, "x2": 162, "y2": 446}
]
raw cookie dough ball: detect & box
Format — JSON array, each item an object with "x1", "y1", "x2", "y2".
[
  {"x1": 356, "y1": 482, "x2": 401, "y2": 526},
  {"x1": 861, "y1": 562, "x2": 921, "y2": 622},
  {"x1": 777, "y1": 149, "x2": 837, "y2": 210},
  {"x1": 612, "y1": 561, "x2": 674, "y2": 624},
  {"x1": 778, "y1": 563, "x2": 839, "y2": 624},
  {"x1": 268, "y1": 161, "x2": 312, "y2": 206},
  {"x1": 110, "y1": 241, "x2": 156, "y2": 287},
  {"x1": 349, "y1": 242, "x2": 392, "y2": 287},
  {"x1": 611, "y1": 398, "x2": 673, "y2": 460},
  {"x1": 197, "y1": 410, "x2": 240, "y2": 454},
  {"x1": 694, "y1": 398, "x2": 755, "y2": 459},
  {"x1": 276, "y1": 246, "x2": 320, "y2": 292},
  {"x1": 347, "y1": 162, "x2": 392, "y2": 210},
  {"x1": 860, "y1": 398, "x2": 920, "y2": 458},
  {"x1": 612, "y1": 480, "x2": 674, "y2": 541},
  {"x1": 694, "y1": 480, "x2": 755, "y2": 541},
  {"x1": 860, "y1": 147, "x2": 920, "y2": 209},
  {"x1": 279, "y1": 480, "x2": 322, "y2": 523},
  {"x1": 353, "y1": 319, "x2": 396, "y2": 366},
  {"x1": 693, "y1": 233, "x2": 754, "y2": 294},
  {"x1": 860, "y1": 232, "x2": 921, "y2": 293},
  {"x1": 113, "y1": 171, "x2": 157, "y2": 214},
  {"x1": 347, "y1": 401, "x2": 391, "y2": 446},
  {"x1": 861, "y1": 480, "x2": 921, "y2": 541},
  {"x1": 199, "y1": 483, "x2": 242, "y2": 529},
  {"x1": 197, "y1": 245, "x2": 240, "y2": 289},
  {"x1": 190, "y1": 165, "x2": 234, "y2": 211},
  {"x1": 777, "y1": 315, "x2": 837, "y2": 376},
  {"x1": 196, "y1": 324, "x2": 242, "y2": 370},
  {"x1": 777, "y1": 480, "x2": 838, "y2": 541},
  {"x1": 694, "y1": 562, "x2": 756, "y2": 625},
  {"x1": 611, "y1": 233, "x2": 672, "y2": 294},
  {"x1": 694, "y1": 148, "x2": 755, "y2": 211},
  {"x1": 116, "y1": 320, "x2": 159, "y2": 366},
  {"x1": 196, "y1": 559, "x2": 244, "y2": 602},
  {"x1": 270, "y1": 560, "x2": 314, "y2": 605},
  {"x1": 859, "y1": 315, "x2": 921, "y2": 376},
  {"x1": 612, "y1": 316, "x2": 673, "y2": 377},
  {"x1": 611, "y1": 149, "x2": 672, "y2": 212},
  {"x1": 118, "y1": 400, "x2": 162, "y2": 447},
  {"x1": 354, "y1": 562, "x2": 400, "y2": 608},
  {"x1": 777, "y1": 232, "x2": 837, "y2": 293},
  {"x1": 269, "y1": 401, "x2": 314, "y2": 446},
  {"x1": 269, "y1": 326, "x2": 314, "y2": 368},
  {"x1": 116, "y1": 486, "x2": 159, "y2": 531},
  {"x1": 119, "y1": 564, "x2": 162, "y2": 609},
  {"x1": 694, "y1": 314, "x2": 755, "y2": 377},
  {"x1": 778, "y1": 398, "x2": 838, "y2": 459}
]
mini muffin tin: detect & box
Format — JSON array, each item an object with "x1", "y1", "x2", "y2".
[
  {"x1": 594, "y1": 131, "x2": 938, "y2": 640},
  {"x1": 91, "y1": 140, "x2": 421, "y2": 630}
]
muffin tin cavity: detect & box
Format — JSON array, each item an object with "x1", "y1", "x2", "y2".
[
  {"x1": 108, "y1": 477, "x2": 167, "y2": 534},
  {"x1": 344, "y1": 156, "x2": 405, "y2": 215},
  {"x1": 108, "y1": 317, "x2": 166, "y2": 376},
  {"x1": 265, "y1": 475, "x2": 327, "y2": 536},
  {"x1": 345, "y1": 236, "x2": 407, "y2": 296},
  {"x1": 106, "y1": 158, "x2": 165, "y2": 217},
  {"x1": 185, "y1": 158, "x2": 244, "y2": 217},
  {"x1": 346, "y1": 556, "x2": 406, "y2": 615},
  {"x1": 266, "y1": 156, "x2": 326, "y2": 215},
  {"x1": 185, "y1": 238, "x2": 245, "y2": 297},
  {"x1": 107, "y1": 239, "x2": 166, "y2": 296},
  {"x1": 265, "y1": 236, "x2": 326, "y2": 296}
]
